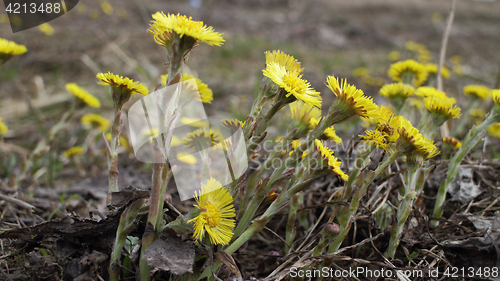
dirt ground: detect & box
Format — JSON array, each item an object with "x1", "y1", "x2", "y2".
[{"x1": 1, "y1": 0, "x2": 500, "y2": 280}]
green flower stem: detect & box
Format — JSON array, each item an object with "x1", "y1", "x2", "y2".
[
  {"x1": 109, "y1": 199, "x2": 146, "y2": 281},
  {"x1": 244, "y1": 78, "x2": 272, "y2": 139},
  {"x1": 342, "y1": 146, "x2": 373, "y2": 201},
  {"x1": 326, "y1": 189, "x2": 361, "y2": 253},
  {"x1": 140, "y1": 153, "x2": 164, "y2": 281},
  {"x1": 156, "y1": 164, "x2": 172, "y2": 232},
  {"x1": 232, "y1": 181, "x2": 267, "y2": 239},
  {"x1": 106, "y1": 109, "x2": 122, "y2": 194},
  {"x1": 327, "y1": 152, "x2": 400, "y2": 254},
  {"x1": 285, "y1": 194, "x2": 299, "y2": 253},
  {"x1": 253, "y1": 129, "x2": 297, "y2": 182},
  {"x1": 431, "y1": 111, "x2": 499, "y2": 225},
  {"x1": 386, "y1": 160, "x2": 421, "y2": 259}
]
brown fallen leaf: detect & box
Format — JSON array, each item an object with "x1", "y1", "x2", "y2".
[
  {"x1": 214, "y1": 251, "x2": 242, "y2": 277},
  {"x1": 143, "y1": 228, "x2": 195, "y2": 275}
]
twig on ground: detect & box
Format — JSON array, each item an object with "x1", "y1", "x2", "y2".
[{"x1": 437, "y1": 0, "x2": 457, "y2": 138}]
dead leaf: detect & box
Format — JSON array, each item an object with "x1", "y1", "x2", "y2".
[
  {"x1": 214, "y1": 251, "x2": 242, "y2": 277},
  {"x1": 109, "y1": 185, "x2": 150, "y2": 208},
  {"x1": 143, "y1": 228, "x2": 195, "y2": 275}
]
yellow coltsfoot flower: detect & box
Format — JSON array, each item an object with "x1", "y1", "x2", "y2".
[
  {"x1": 0, "y1": 37, "x2": 27, "y2": 64},
  {"x1": 314, "y1": 139, "x2": 348, "y2": 180},
  {"x1": 289, "y1": 101, "x2": 321, "y2": 133},
  {"x1": 463, "y1": 85, "x2": 491, "y2": 100},
  {"x1": 425, "y1": 63, "x2": 450, "y2": 79},
  {"x1": 423, "y1": 96, "x2": 461, "y2": 122},
  {"x1": 182, "y1": 128, "x2": 223, "y2": 151},
  {"x1": 265, "y1": 50, "x2": 303, "y2": 75},
  {"x1": 379, "y1": 83, "x2": 415, "y2": 111},
  {"x1": 63, "y1": 146, "x2": 84, "y2": 158},
  {"x1": 442, "y1": 137, "x2": 462, "y2": 149},
  {"x1": 487, "y1": 123, "x2": 500, "y2": 138},
  {"x1": 150, "y1": 12, "x2": 224, "y2": 47},
  {"x1": 161, "y1": 73, "x2": 213, "y2": 103},
  {"x1": 65, "y1": 83, "x2": 101, "y2": 108},
  {"x1": 38, "y1": 23, "x2": 54, "y2": 36},
  {"x1": 396, "y1": 117, "x2": 439, "y2": 160},
  {"x1": 415, "y1": 86, "x2": 454, "y2": 102},
  {"x1": 176, "y1": 152, "x2": 198, "y2": 165},
  {"x1": 97, "y1": 72, "x2": 148, "y2": 110},
  {"x1": 388, "y1": 59, "x2": 428, "y2": 87},
  {"x1": 492, "y1": 89, "x2": 500, "y2": 106},
  {"x1": 361, "y1": 129, "x2": 389, "y2": 151},
  {"x1": 326, "y1": 75, "x2": 378, "y2": 119},
  {"x1": 188, "y1": 178, "x2": 235, "y2": 245},
  {"x1": 81, "y1": 113, "x2": 111, "y2": 132},
  {"x1": 0, "y1": 117, "x2": 8, "y2": 136},
  {"x1": 387, "y1": 51, "x2": 400, "y2": 62},
  {"x1": 323, "y1": 126, "x2": 342, "y2": 143},
  {"x1": 221, "y1": 118, "x2": 244, "y2": 130},
  {"x1": 263, "y1": 62, "x2": 322, "y2": 107},
  {"x1": 360, "y1": 106, "x2": 402, "y2": 151}
]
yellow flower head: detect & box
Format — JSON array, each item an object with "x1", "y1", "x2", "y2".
[
  {"x1": 352, "y1": 67, "x2": 369, "y2": 78},
  {"x1": 81, "y1": 113, "x2": 111, "y2": 132},
  {"x1": 177, "y1": 152, "x2": 198, "y2": 165},
  {"x1": 289, "y1": 101, "x2": 321, "y2": 131},
  {"x1": 38, "y1": 23, "x2": 54, "y2": 36},
  {"x1": 63, "y1": 146, "x2": 84, "y2": 158},
  {"x1": 0, "y1": 37, "x2": 27, "y2": 57},
  {"x1": 396, "y1": 117, "x2": 439, "y2": 160},
  {"x1": 314, "y1": 139, "x2": 348, "y2": 180},
  {"x1": 363, "y1": 105, "x2": 394, "y2": 129},
  {"x1": 263, "y1": 62, "x2": 322, "y2": 107},
  {"x1": 361, "y1": 129, "x2": 388, "y2": 151},
  {"x1": 265, "y1": 50, "x2": 303, "y2": 75},
  {"x1": 487, "y1": 123, "x2": 500, "y2": 138},
  {"x1": 161, "y1": 73, "x2": 213, "y2": 103},
  {"x1": 221, "y1": 118, "x2": 243, "y2": 130},
  {"x1": 470, "y1": 109, "x2": 486, "y2": 119},
  {"x1": 425, "y1": 63, "x2": 450, "y2": 79},
  {"x1": 405, "y1": 41, "x2": 426, "y2": 52},
  {"x1": 100, "y1": 0, "x2": 113, "y2": 15},
  {"x1": 492, "y1": 89, "x2": 500, "y2": 106},
  {"x1": 324, "y1": 126, "x2": 342, "y2": 143},
  {"x1": 326, "y1": 75, "x2": 378, "y2": 119},
  {"x1": 181, "y1": 118, "x2": 210, "y2": 128},
  {"x1": 423, "y1": 96, "x2": 461, "y2": 121},
  {"x1": 463, "y1": 85, "x2": 491, "y2": 100},
  {"x1": 148, "y1": 21, "x2": 173, "y2": 49},
  {"x1": 151, "y1": 12, "x2": 225, "y2": 47},
  {"x1": 388, "y1": 59, "x2": 428, "y2": 87},
  {"x1": 188, "y1": 178, "x2": 235, "y2": 245},
  {"x1": 415, "y1": 86, "x2": 453, "y2": 101},
  {"x1": 65, "y1": 83, "x2": 101, "y2": 108},
  {"x1": 97, "y1": 72, "x2": 148, "y2": 109},
  {"x1": 97, "y1": 72, "x2": 148, "y2": 96},
  {"x1": 361, "y1": 107, "x2": 402, "y2": 151},
  {"x1": 182, "y1": 128, "x2": 223, "y2": 151},
  {"x1": 410, "y1": 98, "x2": 423, "y2": 109},
  {"x1": 379, "y1": 83, "x2": 415, "y2": 100},
  {"x1": 387, "y1": 51, "x2": 400, "y2": 62},
  {"x1": 442, "y1": 137, "x2": 462, "y2": 149},
  {"x1": 0, "y1": 117, "x2": 8, "y2": 135}
]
